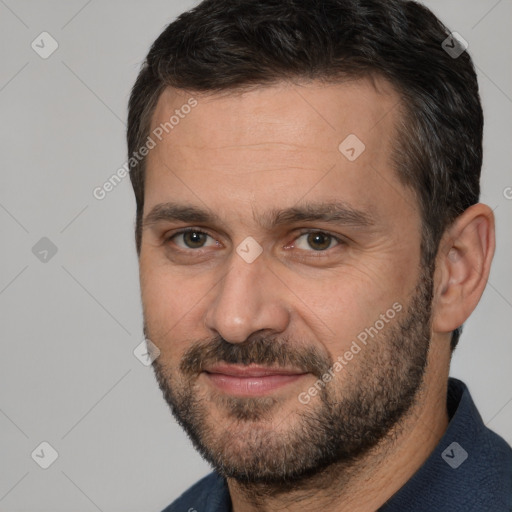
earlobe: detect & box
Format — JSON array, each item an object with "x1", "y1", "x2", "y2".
[{"x1": 432, "y1": 203, "x2": 495, "y2": 335}]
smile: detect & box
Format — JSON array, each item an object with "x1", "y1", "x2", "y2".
[{"x1": 203, "y1": 364, "x2": 309, "y2": 396}]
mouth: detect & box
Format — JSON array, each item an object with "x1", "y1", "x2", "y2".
[{"x1": 202, "y1": 364, "x2": 310, "y2": 396}]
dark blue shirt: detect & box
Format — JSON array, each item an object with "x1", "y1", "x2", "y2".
[{"x1": 162, "y1": 378, "x2": 512, "y2": 511}]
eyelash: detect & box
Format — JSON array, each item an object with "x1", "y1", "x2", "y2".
[{"x1": 165, "y1": 227, "x2": 345, "y2": 255}]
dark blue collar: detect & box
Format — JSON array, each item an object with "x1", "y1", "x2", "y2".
[
  {"x1": 378, "y1": 377, "x2": 512, "y2": 511},
  {"x1": 163, "y1": 378, "x2": 512, "y2": 511}
]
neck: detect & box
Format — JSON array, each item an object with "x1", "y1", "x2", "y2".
[{"x1": 227, "y1": 342, "x2": 450, "y2": 512}]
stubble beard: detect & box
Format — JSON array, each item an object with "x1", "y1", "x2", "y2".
[{"x1": 148, "y1": 266, "x2": 434, "y2": 489}]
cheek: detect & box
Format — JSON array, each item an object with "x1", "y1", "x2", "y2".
[
  {"x1": 140, "y1": 262, "x2": 207, "y2": 356},
  {"x1": 288, "y1": 263, "x2": 408, "y2": 356}
]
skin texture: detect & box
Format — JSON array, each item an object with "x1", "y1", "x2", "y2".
[{"x1": 138, "y1": 78, "x2": 495, "y2": 511}]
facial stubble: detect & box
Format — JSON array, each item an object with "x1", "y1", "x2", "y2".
[{"x1": 149, "y1": 266, "x2": 433, "y2": 487}]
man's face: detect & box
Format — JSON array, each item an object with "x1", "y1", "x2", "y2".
[{"x1": 139, "y1": 79, "x2": 433, "y2": 483}]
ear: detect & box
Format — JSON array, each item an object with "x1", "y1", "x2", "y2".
[{"x1": 432, "y1": 203, "x2": 495, "y2": 335}]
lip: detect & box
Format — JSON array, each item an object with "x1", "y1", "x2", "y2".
[{"x1": 203, "y1": 364, "x2": 309, "y2": 396}]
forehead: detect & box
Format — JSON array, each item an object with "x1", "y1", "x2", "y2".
[
  {"x1": 149, "y1": 77, "x2": 400, "y2": 155},
  {"x1": 144, "y1": 77, "x2": 415, "y2": 228}
]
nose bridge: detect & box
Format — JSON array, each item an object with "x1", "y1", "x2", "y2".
[{"x1": 204, "y1": 250, "x2": 290, "y2": 343}]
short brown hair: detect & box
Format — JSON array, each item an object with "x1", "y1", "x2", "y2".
[{"x1": 127, "y1": 0, "x2": 483, "y2": 351}]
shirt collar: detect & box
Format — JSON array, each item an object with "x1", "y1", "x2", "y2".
[{"x1": 182, "y1": 378, "x2": 511, "y2": 511}]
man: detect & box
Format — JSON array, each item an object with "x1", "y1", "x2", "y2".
[{"x1": 127, "y1": 0, "x2": 512, "y2": 510}]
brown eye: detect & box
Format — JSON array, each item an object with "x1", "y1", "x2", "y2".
[
  {"x1": 294, "y1": 231, "x2": 340, "y2": 251},
  {"x1": 170, "y1": 230, "x2": 216, "y2": 250},
  {"x1": 183, "y1": 231, "x2": 207, "y2": 248}
]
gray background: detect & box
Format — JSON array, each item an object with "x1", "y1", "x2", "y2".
[{"x1": 0, "y1": 1, "x2": 510, "y2": 511}]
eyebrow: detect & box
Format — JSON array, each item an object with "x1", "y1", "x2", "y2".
[{"x1": 142, "y1": 201, "x2": 376, "y2": 231}]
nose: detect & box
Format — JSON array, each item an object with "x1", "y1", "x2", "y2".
[{"x1": 203, "y1": 248, "x2": 291, "y2": 344}]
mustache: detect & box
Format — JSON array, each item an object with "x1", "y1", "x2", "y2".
[{"x1": 179, "y1": 334, "x2": 333, "y2": 378}]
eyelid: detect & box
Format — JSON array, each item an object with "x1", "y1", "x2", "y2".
[
  {"x1": 288, "y1": 229, "x2": 345, "y2": 251},
  {"x1": 166, "y1": 226, "x2": 212, "y2": 240},
  {"x1": 166, "y1": 227, "x2": 346, "y2": 253},
  {"x1": 165, "y1": 227, "x2": 219, "y2": 249}
]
